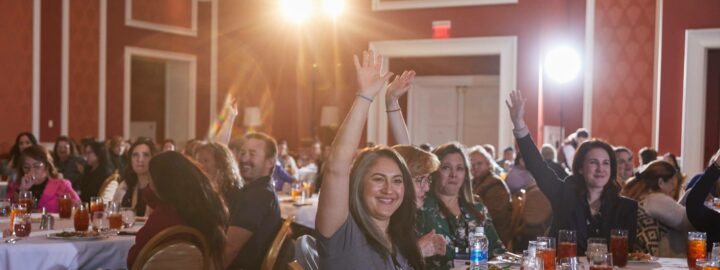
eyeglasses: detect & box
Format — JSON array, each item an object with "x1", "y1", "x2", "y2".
[
  {"x1": 414, "y1": 176, "x2": 432, "y2": 186},
  {"x1": 22, "y1": 162, "x2": 45, "y2": 172}
]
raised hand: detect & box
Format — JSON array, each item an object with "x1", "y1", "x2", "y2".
[
  {"x1": 226, "y1": 97, "x2": 238, "y2": 119},
  {"x1": 19, "y1": 173, "x2": 35, "y2": 191},
  {"x1": 353, "y1": 50, "x2": 393, "y2": 99},
  {"x1": 505, "y1": 90, "x2": 527, "y2": 129},
  {"x1": 386, "y1": 70, "x2": 416, "y2": 104}
]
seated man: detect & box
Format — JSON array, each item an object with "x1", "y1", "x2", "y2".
[{"x1": 224, "y1": 132, "x2": 282, "y2": 269}]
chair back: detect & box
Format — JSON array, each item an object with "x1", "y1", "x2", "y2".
[
  {"x1": 98, "y1": 172, "x2": 120, "y2": 202},
  {"x1": 294, "y1": 234, "x2": 318, "y2": 270},
  {"x1": 132, "y1": 225, "x2": 210, "y2": 270},
  {"x1": 508, "y1": 188, "x2": 526, "y2": 251},
  {"x1": 261, "y1": 216, "x2": 294, "y2": 270}
]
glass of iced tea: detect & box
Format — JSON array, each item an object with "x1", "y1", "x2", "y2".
[
  {"x1": 610, "y1": 229, "x2": 628, "y2": 267},
  {"x1": 558, "y1": 230, "x2": 577, "y2": 259},
  {"x1": 588, "y1": 252, "x2": 613, "y2": 270},
  {"x1": 90, "y1": 196, "x2": 104, "y2": 213},
  {"x1": 291, "y1": 182, "x2": 302, "y2": 201},
  {"x1": 74, "y1": 203, "x2": 90, "y2": 232},
  {"x1": 9, "y1": 204, "x2": 27, "y2": 231},
  {"x1": 688, "y1": 232, "x2": 707, "y2": 269},
  {"x1": 303, "y1": 181, "x2": 313, "y2": 198},
  {"x1": 537, "y1": 237, "x2": 557, "y2": 270},
  {"x1": 18, "y1": 191, "x2": 33, "y2": 211},
  {"x1": 12, "y1": 213, "x2": 32, "y2": 237},
  {"x1": 107, "y1": 202, "x2": 122, "y2": 230},
  {"x1": 58, "y1": 193, "x2": 72, "y2": 218}
]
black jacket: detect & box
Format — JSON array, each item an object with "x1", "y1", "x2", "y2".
[
  {"x1": 686, "y1": 164, "x2": 720, "y2": 251},
  {"x1": 517, "y1": 134, "x2": 637, "y2": 255}
]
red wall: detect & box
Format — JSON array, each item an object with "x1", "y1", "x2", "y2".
[
  {"x1": 69, "y1": 0, "x2": 100, "y2": 140},
  {"x1": 132, "y1": 0, "x2": 193, "y2": 28},
  {"x1": 592, "y1": 0, "x2": 656, "y2": 161},
  {"x1": 217, "y1": 0, "x2": 587, "y2": 150},
  {"x1": 0, "y1": 0, "x2": 33, "y2": 154},
  {"x1": 40, "y1": 0, "x2": 62, "y2": 142},
  {"x1": 659, "y1": 0, "x2": 720, "y2": 155}
]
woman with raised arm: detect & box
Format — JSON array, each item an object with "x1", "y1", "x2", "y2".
[
  {"x1": 686, "y1": 149, "x2": 720, "y2": 252},
  {"x1": 506, "y1": 90, "x2": 637, "y2": 255},
  {"x1": 315, "y1": 51, "x2": 424, "y2": 269}
]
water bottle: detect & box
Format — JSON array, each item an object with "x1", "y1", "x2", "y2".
[{"x1": 470, "y1": 226, "x2": 488, "y2": 270}]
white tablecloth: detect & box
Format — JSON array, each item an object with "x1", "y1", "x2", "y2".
[
  {"x1": 0, "y1": 215, "x2": 138, "y2": 270},
  {"x1": 278, "y1": 195, "x2": 318, "y2": 229},
  {"x1": 451, "y1": 257, "x2": 689, "y2": 270}
]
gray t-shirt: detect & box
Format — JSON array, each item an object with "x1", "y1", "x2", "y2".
[{"x1": 316, "y1": 216, "x2": 412, "y2": 270}]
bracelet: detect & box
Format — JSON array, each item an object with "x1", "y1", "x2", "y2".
[
  {"x1": 386, "y1": 108, "x2": 401, "y2": 113},
  {"x1": 357, "y1": 93, "x2": 373, "y2": 103}
]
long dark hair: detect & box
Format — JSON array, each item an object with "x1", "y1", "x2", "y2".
[
  {"x1": 123, "y1": 137, "x2": 158, "y2": 193},
  {"x1": 149, "y1": 152, "x2": 229, "y2": 268},
  {"x1": 621, "y1": 160, "x2": 676, "y2": 201},
  {"x1": 570, "y1": 139, "x2": 621, "y2": 200},
  {"x1": 52, "y1": 136, "x2": 79, "y2": 162},
  {"x1": 431, "y1": 143, "x2": 486, "y2": 224},
  {"x1": 348, "y1": 147, "x2": 424, "y2": 270},
  {"x1": 84, "y1": 141, "x2": 113, "y2": 175},
  {"x1": 194, "y1": 141, "x2": 243, "y2": 191},
  {"x1": 10, "y1": 132, "x2": 38, "y2": 167}
]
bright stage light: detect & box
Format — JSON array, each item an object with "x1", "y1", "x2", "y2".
[
  {"x1": 323, "y1": 0, "x2": 345, "y2": 18},
  {"x1": 281, "y1": 0, "x2": 313, "y2": 24},
  {"x1": 544, "y1": 46, "x2": 581, "y2": 84}
]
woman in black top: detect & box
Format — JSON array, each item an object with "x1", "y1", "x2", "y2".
[
  {"x1": 686, "y1": 149, "x2": 720, "y2": 251},
  {"x1": 506, "y1": 90, "x2": 638, "y2": 255},
  {"x1": 79, "y1": 141, "x2": 113, "y2": 202}
]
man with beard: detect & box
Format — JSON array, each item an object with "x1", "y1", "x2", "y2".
[{"x1": 224, "y1": 132, "x2": 282, "y2": 269}]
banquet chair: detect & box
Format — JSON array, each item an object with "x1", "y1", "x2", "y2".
[
  {"x1": 261, "y1": 216, "x2": 295, "y2": 270},
  {"x1": 294, "y1": 234, "x2": 318, "y2": 270},
  {"x1": 98, "y1": 172, "x2": 120, "y2": 203},
  {"x1": 132, "y1": 225, "x2": 210, "y2": 270},
  {"x1": 508, "y1": 188, "x2": 526, "y2": 251}
]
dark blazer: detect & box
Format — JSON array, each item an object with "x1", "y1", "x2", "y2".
[
  {"x1": 517, "y1": 134, "x2": 638, "y2": 255},
  {"x1": 686, "y1": 164, "x2": 720, "y2": 251}
]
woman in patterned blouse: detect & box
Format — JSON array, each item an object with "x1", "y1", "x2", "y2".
[{"x1": 417, "y1": 142, "x2": 506, "y2": 270}]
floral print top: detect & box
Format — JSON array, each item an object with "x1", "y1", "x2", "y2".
[{"x1": 417, "y1": 192, "x2": 506, "y2": 270}]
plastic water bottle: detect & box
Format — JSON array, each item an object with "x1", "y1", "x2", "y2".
[{"x1": 470, "y1": 226, "x2": 488, "y2": 270}]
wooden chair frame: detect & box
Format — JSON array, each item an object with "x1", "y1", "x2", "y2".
[{"x1": 131, "y1": 225, "x2": 210, "y2": 270}]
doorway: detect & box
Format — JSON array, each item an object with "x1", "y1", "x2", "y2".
[{"x1": 124, "y1": 47, "x2": 196, "y2": 146}]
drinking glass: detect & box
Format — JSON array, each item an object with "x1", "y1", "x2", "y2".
[
  {"x1": 688, "y1": 232, "x2": 707, "y2": 269},
  {"x1": 712, "y1": 242, "x2": 720, "y2": 261},
  {"x1": 18, "y1": 191, "x2": 33, "y2": 210},
  {"x1": 12, "y1": 213, "x2": 31, "y2": 237},
  {"x1": 58, "y1": 193, "x2": 72, "y2": 218},
  {"x1": 610, "y1": 229, "x2": 628, "y2": 267},
  {"x1": 558, "y1": 257, "x2": 584, "y2": 270},
  {"x1": 9, "y1": 204, "x2": 27, "y2": 231},
  {"x1": 586, "y1": 238, "x2": 608, "y2": 261},
  {"x1": 588, "y1": 253, "x2": 613, "y2": 270},
  {"x1": 537, "y1": 237, "x2": 557, "y2": 270},
  {"x1": 558, "y1": 230, "x2": 577, "y2": 259},
  {"x1": 713, "y1": 197, "x2": 720, "y2": 208},
  {"x1": 74, "y1": 203, "x2": 90, "y2": 232},
  {"x1": 90, "y1": 196, "x2": 104, "y2": 213},
  {"x1": 106, "y1": 202, "x2": 122, "y2": 230},
  {"x1": 120, "y1": 207, "x2": 136, "y2": 228},
  {"x1": 522, "y1": 250, "x2": 544, "y2": 270},
  {"x1": 705, "y1": 259, "x2": 720, "y2": 270},
  {"x1": 92, "y1": 211, "x2": 108, "y2": 232},
  {"x1": 302, "y1": 181, "x2": 313, "y2": 199},
  {"x1": 291, "y1": 182, "x2": 302, "y2": 202}
]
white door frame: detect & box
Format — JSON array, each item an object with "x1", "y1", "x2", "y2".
[
  {"x1": 123, "y1": 46, "x2": 197, "y2": 140},
  {"x1": 682, "y1": 28, "x2": 720, "y2": 174},
  {"x1": 368, "y1": 36, "x2": 517, "y2": 149}
]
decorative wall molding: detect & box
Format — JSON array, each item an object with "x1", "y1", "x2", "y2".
[
  {"x1": 33, "y1": 0, "x2": 41, "y2": 138},
  {"x1": 99, "y1": 0, "x2": 107, "y2": 140},
  {"x1": 372, "y1": 0, "x2": 517, "y2": 11},
  {"x1": 210, "y1": 0, "x2": 218, "y2": 127},
  {"x1": 368, "y1": 36, "x2": 517, "y2": 149},
  {"x1": 652, "y1": 0, "x2": 663, "y2": 149},
  {"x1": 583, "y1": 0, "x2": 595, "y2": 133},
  {"x1": 125, "y1": 0, "x2": 198, "y2": 37},
  {"x1": 61, "y1": 0, "x2": 69, "y2": 136},
  {"x1": 682, "y1": 28, "x2": 720, "y2": 174},
  {"x1": 123, "y1": 47, "x2": 197, "y2": 140}
]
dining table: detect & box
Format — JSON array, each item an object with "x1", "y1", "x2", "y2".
[
  {"x1": 278, "y1": 194, "x2": 318, "y2": 229},
  {"x1": 0, "y1": 214, "x2": 140, "y2": 270},
  {"x1": 450, "y1": 257, "x2": 690, "y2": 270}
]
